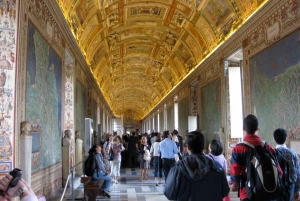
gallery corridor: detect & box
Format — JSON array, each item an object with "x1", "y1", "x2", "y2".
[{"x1": 48, "y1": 167, "x2": 239, "y2": 201}]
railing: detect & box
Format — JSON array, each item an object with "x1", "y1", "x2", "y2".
[{"x1": 60, "y1": 158, "x2": 88, "y2": 201}]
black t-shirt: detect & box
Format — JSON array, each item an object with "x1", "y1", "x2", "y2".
[
  {"x1": 177, "y1": 135, "x2": 183, "y2": 152},
  {"x1": 123, "y1": 134, "x2": 129, "y2": 142},
  {"x1": 128, "y1": 136, "x2": 138, "y2": 150}
]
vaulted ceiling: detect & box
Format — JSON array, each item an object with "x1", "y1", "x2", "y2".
[{"x1": 57, "y1": 0, "x2": 267, "y2": 120}]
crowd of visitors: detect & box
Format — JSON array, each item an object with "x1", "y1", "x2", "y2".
[{"x1": 87, "y1": 114, "x2": 300, "y2": 201}]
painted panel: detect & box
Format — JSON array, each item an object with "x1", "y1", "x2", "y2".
[
  {"x1": 26, "y1": 22, "x2": 62, "y2": 172},
  {"x1": 203, "y1": 0, "x2": 232, "y2": 28},
  {"x1": 167, "y1": 107, "x2": 173, "y2": 131},
  {"x1": 250, "y1": 30, "x2": 300, "y2": 146},
  {"x1": 179, "y1": 97, "x2": 189, "y2": 136},
  {"x1": 75, "y1": 80, "x2": 87, "y2": 140},
  {"x1": 201, "y1": 78, "x2": 221, "y2": 147},
  {"x1": 32, "y1": 132, "x2": 40, "y2": 153},
  {"x1": 91, "y1": 98, "x2": 97, "y2": 129},
  {"x1": 0, "y1": 0, "x2": 18, "y2": 172},
  {"x1": 100, "y1": 108, "x2": 103, "y2": 133},
  {"x1": 154, "y1": 115, "x2": 158, "y2": 131},
  {"x1": 159, "y1": 112, "x2": 164, "y2": 132},
  {"x1": 64, "y1": 49, "x2": 74, "y2": 132}
]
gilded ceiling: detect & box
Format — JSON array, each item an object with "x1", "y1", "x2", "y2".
[{"x1": 57, "y1": 0, "x2": 267, "y2": 120}]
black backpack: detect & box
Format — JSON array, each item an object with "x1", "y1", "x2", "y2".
[
  {"x1": 238, "y1": 141, "x2": 283, "y2": 201},
  {"x1": 84, "y1": 152, "x2": 98, "y2": 176},
  {"x1": 276, "y1": 150, "x2": 291, "y2": 200}
]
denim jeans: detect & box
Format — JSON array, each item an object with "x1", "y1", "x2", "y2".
[
  {"x1": 270, "y1": 183, "x2": 295, "y2": 201},
  {"x1": 92, "y1": 170, "x2": 112, "y2": 191},
  {"x1": 153, "y1": 156, "x2": 163, "y2": 178}
]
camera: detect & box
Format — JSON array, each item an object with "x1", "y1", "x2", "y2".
[
  {"x1": 0, "y1": 168, "x2": 22, "y2": 195},
  {"x1": 6, "y1": 168, "x2": 22, "y2": 191}
]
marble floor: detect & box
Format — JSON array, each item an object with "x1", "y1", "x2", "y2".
[{"x1": 48, "y1": 168, "x2": 240, "y2": 201}]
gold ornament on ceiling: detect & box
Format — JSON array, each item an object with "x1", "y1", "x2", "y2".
[{"x1": 57, "y1": 0, "x2": 267, "y2": 120}]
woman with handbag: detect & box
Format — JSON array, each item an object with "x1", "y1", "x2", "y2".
[
  {"x1": 140, "y1": 136, "x2": 151, "y2": 181},
  {"x1": 110, "y1": 136, "x2": 125, "y2": 184}
]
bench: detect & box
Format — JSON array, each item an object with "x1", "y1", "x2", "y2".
[
  {"x1": 80, "y1": 176, "x2": 91, "y2": 184},
  {"x1": 81, "y1": 176, "x2": 104, "y2": 201}
]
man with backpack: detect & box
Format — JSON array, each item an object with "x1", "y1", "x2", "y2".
[
  {"x1": 230, "y1": 114, "x2": 280, "y2": 201},
  {"x1": 85, "y1": 144, "x2": 112, "y2": 198},
  {"x1": 273, "y1": 128, "x2": 300, "y2": 201}
]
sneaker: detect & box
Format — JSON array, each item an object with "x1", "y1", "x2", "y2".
[{"x1": 102, "y1": 190, "x2": 111, "y2": 198}]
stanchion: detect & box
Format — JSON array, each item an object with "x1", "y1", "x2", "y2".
[{"x1": 62, "y1": 157, "x2": 88, "y2": 201}]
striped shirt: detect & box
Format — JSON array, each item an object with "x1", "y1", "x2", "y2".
[{"x1": 176, "y1": 134, "x2": 183, "y2": 152}]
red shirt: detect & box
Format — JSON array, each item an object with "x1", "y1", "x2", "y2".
[{"x1": 230, "y1": 134, "x2": 277, "y2": 200}]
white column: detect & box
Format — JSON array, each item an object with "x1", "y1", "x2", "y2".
[
  {"x1": 75, "y1": 138, "x2": 83, "y2": 176},
  {"x1": 19, "y1": 135, "x2": 32, "y2": 185},
  {"x1": 62, "y1": 139, "x2": 70, "y2": 187}
]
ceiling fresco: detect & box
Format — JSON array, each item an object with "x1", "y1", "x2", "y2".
[{"x1": 57, "y1": 0, "x2": 267, "y2": 120}]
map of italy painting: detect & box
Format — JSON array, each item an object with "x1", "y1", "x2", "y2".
[
  {"x1": 201, "y1": 78, "x2": 221, "y2": 146},
  {"x1": 250, "y1": 30, "x2": 300, "y2": 145},
  {"x1": 26, "y1": 22, "x2": 62, "y2": 172}
]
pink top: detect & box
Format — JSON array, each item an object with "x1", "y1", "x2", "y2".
[{"x1": 111, "y1": 143, "x2": 123, "y2": 158}]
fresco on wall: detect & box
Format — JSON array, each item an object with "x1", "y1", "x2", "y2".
[
  {"x1": 179, "y1": 97, "x2": 189, "y2": 136},
  {"x1": 167, "y1": 107, "x2": 173, "y2": 131},
  {"x1": 0, "y1": 0, "x2": 18, "y2": 173},
  {"x1": 159, "y1": 112, "x2": 164, "y2": 132},
  {"x1": 26, "y1": 22, "x2": 62, "y2": 172},
  {"x1": 154, "y1": 115, "x2": 158, "y2": 131},
  {"x1": 91, "y1": 98, "x2": 97, "y2": 138},
  {"x1": 201, "y1": 78, "x2": 221, "y2": 147},
  {"x1": 64, "y1": 50, "x2": 74, "y2": 132},
  {"x1": 100, "y1": 107, "x2": 103, "y2": 135},
  {"x1": 250, "y1": 30, "x2": 300, "y2": 146},
  {"x1": 75, "y1": 80, "x2": 86, "y2": 140},
  {"x1": 91, "y1": 98, "x2": 97, "y2": 125}
]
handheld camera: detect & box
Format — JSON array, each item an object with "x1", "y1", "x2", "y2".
[
  {"x1": 7, "y1": 168, "x2": 22, "y2": 190},
  {"x1": 0, "y1": 168, "x2": 22, "y2": 196}
]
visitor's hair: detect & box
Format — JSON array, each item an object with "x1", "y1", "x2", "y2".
[
  {"x1": 173, "y1": 129, "x2": 178, "y2": 135},
  {"x1": 210, "y1": 139, "x2": 223, "y2": 156},
  {"x1": 273, "y1": 128, "x2": 287, "y2": 145},
  {"x1": 141, "y1": 136, "x2": 147, "y2": 144},
  {"x1": 89, "y1": 144, "x2": 99, "y2": 154},
  {"x1": 156, "y1": 135, "x2": 161, "y2": 142},
  {"x1": 186, "y1": 131, "x2": 205, "y2": 154},
  {"x1": 131, "y1": 132, "x2": 135, "y2": 136},
  {"x1": 163, "y1": 130, "x2": 169, "y2": 138},
  {"x1": 105, "y1": 134, "x2": 112, "y2": 141},
  {"x1": 243, "y1": 114, "x2": 258, "y2": 134},
  {"x1": 113, "y1": 136, "x2": 120, "y2": 143}
]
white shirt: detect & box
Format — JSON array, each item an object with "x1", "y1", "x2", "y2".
[{"x1": 150, "y1": 142, "x2": 161, "y2": 157}]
